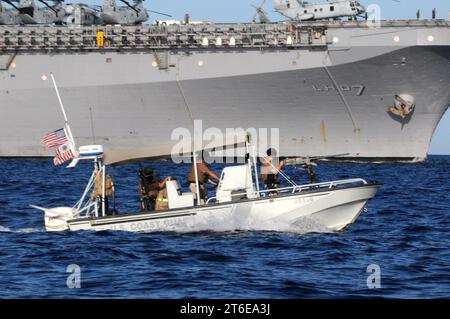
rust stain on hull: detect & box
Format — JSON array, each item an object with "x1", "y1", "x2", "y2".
[{"x1": 320, "y1": 120, "x2": 328, "y2": 144}]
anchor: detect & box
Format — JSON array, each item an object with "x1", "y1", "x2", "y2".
[{"x1": 387, "y1": 94, "x2": 416, "y2": 119}]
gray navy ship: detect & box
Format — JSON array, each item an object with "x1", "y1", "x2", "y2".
[{"x1": 0, "y1": 0, "x2": 449, "y2": 161}]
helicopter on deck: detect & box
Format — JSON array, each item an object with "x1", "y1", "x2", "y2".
[
  {"x1": 252, "y1": 0, "x2": 270, "y2": 24},
  {"x1": 100, "y1": 0, "x2": 172, "y2": 25},
  {"x1": 0, "y1": 0, "x2": 100, "y2": 25},
  {"x1": 0, "y1": 0, "x2": 22, "y2": 24},
  {"x1": 14, "y1": 0, "x2": 66, "y2": 24},
  {"x1": 274, "y1": 0, "x2": 366, "y2": 21},
  {"x1": 63, "y1": 3, "x2": 102, "y2": 26},
  {"x1": 100, "y1": 0, "x2": 148, "y2": 25},
  {"x1": 0, "y1": 0, "x2": 170, "y2": 25}
]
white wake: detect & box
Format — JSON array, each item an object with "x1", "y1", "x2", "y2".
[{"x1": 0, "y1": 225, "x2": 45, "y2": 233}]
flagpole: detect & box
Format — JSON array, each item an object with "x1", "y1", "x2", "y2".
[
  {"x1": 50, "y1": 73, "x2": 69, "y2": 123},
  {"x1": 50, "y1": 73, "x2": 78, "y2": 156}
]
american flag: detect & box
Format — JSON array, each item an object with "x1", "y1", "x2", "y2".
[
  {"x1": 53, "y1": 142, "x2": 74, "y2": 166},
  {"x1": 42, "y1": 128, "x2": 68, "y2": 148},
  {"x1": 42, "y1": 128, "x2": 74, "y2": 166}
]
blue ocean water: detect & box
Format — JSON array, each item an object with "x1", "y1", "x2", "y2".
[{"x1": 0, "y1": 156, "x2": 449, "y2": 298}]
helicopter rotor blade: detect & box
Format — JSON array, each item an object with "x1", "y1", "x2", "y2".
[
  {"x1": 2, "y1": 0, "x2": 20, "y2": 10},
  {"x1": 148, "y1": 10, "x2": 172, "y2": 18},
  {"x1": 119, "y1": 0, "x2": 139, "y2": 14},
  {"x1": 251, "y1": 0, "x2": 269, "y2": 23},
  {"x1": 78, "y1": 4, "x2": 100, "y2": 14},
  {"x1": 38, "y1": 0, "x2": 58, "y2": 15},
  {"x1": 91, "y1": 4, "x2": 103, "y2": 12}
]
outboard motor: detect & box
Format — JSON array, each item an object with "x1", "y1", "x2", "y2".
[{"x1": 44, "y1": 207, "x2": 79, "y2": 232}]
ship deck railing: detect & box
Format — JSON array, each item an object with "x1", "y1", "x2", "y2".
[
  {"x1": 0, "y1": 22, "x2": 328, "y2": 50},
  {"x1": 0, "y1": 19, "x2": 448, "y2": 51}
]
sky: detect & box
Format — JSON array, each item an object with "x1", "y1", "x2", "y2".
[
  {"x1": 87, "y1": 0, "x2": 450, "y2": 22},
  {"x1": 86, "y1": 0, "x2": 450, "y2": 154}
]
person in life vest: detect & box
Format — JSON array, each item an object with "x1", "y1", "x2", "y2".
[
  {"x1": 155, "y1": 186, "x2": 169, "y2": 211},
  {"x1": 91, "y1": 170, "x2": 114, "y2": 216},
  {"x1": 261, "y1": 148, "x2": 285, "y2": 193},
  {"x1": 139, "y1": 166, "x2": 171, "y2": 212},
  {"x1": 188, "y1": 156, "x2": 220, "y2": 205}
]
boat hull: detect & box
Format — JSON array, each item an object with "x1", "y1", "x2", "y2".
[{"x1": 64, "y1": 184, "x2": 380, "y2": 233}]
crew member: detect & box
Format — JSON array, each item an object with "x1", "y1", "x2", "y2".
[
  {"x1": 184, "y1": 13, "x2": 190, "y2": 25},
  {"x1": 139, "y1": 166, "x2": 171, "y2": 212},
  {"x1": 155, "y1": 177, "x2": 173, "y2": 211},
  {"x1": 91, "y1": 170, "x2": 114, "y2": 216},
  {"x1": 188, "y1": 157, "x2": 220, "y2": 205},
  {"x1": 261, "y1": 148, "x2": 285, "y2": 193}
]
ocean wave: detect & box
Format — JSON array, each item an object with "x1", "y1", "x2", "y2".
[{"x1": 1, "y1": 157, "x2": 450, "y2": 298}]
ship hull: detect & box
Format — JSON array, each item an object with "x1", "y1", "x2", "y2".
[{"x1": 1, "y1": 24, "x2": 449, "y2": 160}]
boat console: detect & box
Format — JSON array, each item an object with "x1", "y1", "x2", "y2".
[
  {"x1": 216, "y1": 164, "x2": 258, "y2": 203},
  {"x1": 166, "y1": 180, "x2": 195, "y2": 209}
]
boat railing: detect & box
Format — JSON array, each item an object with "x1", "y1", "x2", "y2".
[
  {"x1": 292, "y1": 178, "x2": 367, "y2": 192},
  {"x1": 206, "y1": 178, "x2": 367, "y2": 204},
  {"x1": 75, "y1": 200, "x2": 97, "y2": 218}
]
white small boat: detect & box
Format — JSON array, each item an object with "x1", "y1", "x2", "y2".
[{"x1": 32, "y1": 136, "x2": 381, "y2": 233}]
